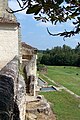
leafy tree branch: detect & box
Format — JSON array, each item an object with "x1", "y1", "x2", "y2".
[{"x1": 9, "y1": 0, "x2": 80, "y2": 38}]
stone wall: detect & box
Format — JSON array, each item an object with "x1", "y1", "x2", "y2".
[
  {"x1": 26, "y1": 55, "x2": 37, "y2": 77},
  {"x1": 0, "y1": 23, "x2": 19, "y2": 69},
  {"x1": 25, "y1": 55, "x2": 37, "y2": 96},
  {"x1": 17, "y1": 75, "x2": 26, "y2": 120},
  {"x1": 0, "y1": 0, "x2": 17, "y2": 22},
  {"x1": 0, "y1": 56, "x2": 20, "y2": 120}
]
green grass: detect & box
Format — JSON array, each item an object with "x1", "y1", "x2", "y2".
[
  {"x1": 39, "y1": 66, "x2": 80, "y2": 120},
  {"x1": 44, "y1": 66, "x2": 80, "y2": 95},
  {"x1": 38, "y1": 72, "x2": 58, "y2": 86},
  {"x1": 40, "y1": 90, "x2": 80, "y2": 120}
]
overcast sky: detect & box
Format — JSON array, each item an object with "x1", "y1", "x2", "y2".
[{"x1": 9, "y1": 0, "x2": 80, "y2": 50}]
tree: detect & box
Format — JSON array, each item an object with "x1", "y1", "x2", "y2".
[
  {"x1": 40, "y1": 54, "x2": 51, "y2": 65},
  {"x1": 38, "y1": 44, "x2": 80, "y2": 66},
  {"x1": 76, "y1": 55, "x2": 80, "y2": 66},
  {"x1": 75, "y1": 42, "x2": 80, "y2": 53},
  {"x1": 9, "y1": 0, "x2": 80, "y2": 38}
]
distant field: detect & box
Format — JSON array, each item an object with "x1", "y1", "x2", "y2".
[
  {"x1": 40, "y1": 66, "x2": 80, "y2": 95},
  {"x1": 39, "y1": 66, "x2": 80, "y2": 120}
]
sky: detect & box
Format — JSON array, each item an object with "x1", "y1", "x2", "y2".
[{"x1": 9, "y1": 0, "x2": 80, "y2": 50}]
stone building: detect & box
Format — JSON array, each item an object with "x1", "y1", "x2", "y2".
[
  {"x1": 0, "y1": 0, "x2": 21, "y2": 69},
  {"x1": 0, "y1": 1, "x2": 55, "y2": 120},
  {"x1": 0, "y1": 0, "x2": 38, "y2": 120},
  {"x1": 21, "y1": 42, "x2": 38, "y2": 96}
]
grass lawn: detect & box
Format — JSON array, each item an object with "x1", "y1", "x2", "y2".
[
  {"x1": 38, "y1": 72, "x2": 58, "y2": 86},
  {"x1": 42, "y1": 66, "x2": 80, "y2": 95},
  {"x1": 40, "y1": 90, "x2": 80, "y2": 120},
  {"x1": 39, "y1": 66, "x2": 80, "y2": 120}
]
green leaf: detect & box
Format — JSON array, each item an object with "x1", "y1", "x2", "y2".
[
  {"x1": 26, "y1": 4, "x2": 42, "y2": 15},
  {"x1": 77, "y1": 17, "x2": 80, "y2": 21},
  {"x1": 65, "y1": 0, "x2": 69, "y2": 3},
  {"x1": 56, "y1": 0, "x2": 64, "y2": 5},
  {"x1": 34, "y1": 17, "x2": 41, "y2": 21}
]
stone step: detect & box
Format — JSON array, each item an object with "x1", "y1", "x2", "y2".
[{"x1": 27, "y1": 113, "x2": 37, "y2": 120}]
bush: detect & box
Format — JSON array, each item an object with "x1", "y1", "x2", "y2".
[{"x1": 37, "y1": 64, "x2": 47, "y2": 72}]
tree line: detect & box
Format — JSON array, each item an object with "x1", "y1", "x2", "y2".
[{"x1": 38, "y1": 44, "x2": 80, "y2": 67}]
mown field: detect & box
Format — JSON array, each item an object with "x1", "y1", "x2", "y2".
[
  {"x1": 39, "y1": 66, "x2": 80, "y2": 120},
  {"x1": 40, "y1": 66, "x2": 80, "y2": 95}
]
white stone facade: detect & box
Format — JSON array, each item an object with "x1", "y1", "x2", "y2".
[
  {"x1": 0, "y1": 0, "x2": 17, "y2": 22},
  {"x1": 26, "y1": 54, "x2": 38, "y2": 96},
  {"x1": 0, "y1": 23, "x2": 19, "y2": 69}
]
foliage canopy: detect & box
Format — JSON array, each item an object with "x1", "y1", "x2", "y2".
[
  {"x1": 38, "y1": 44, "x2": 80, "y2": 66},
  {"x1": 10, "y1": 0, "x2": 80, "y2": 38}
]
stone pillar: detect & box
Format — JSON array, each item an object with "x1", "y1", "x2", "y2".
[
  {"x1": 0, "y1": 0, "x2": 8, "y2": 9},
  {"x1": 18, "y1": 26, "x2": 22, "y2": 64},
  {"x1": 0, "y1": 0, "x2": 8, "y2": 17}
]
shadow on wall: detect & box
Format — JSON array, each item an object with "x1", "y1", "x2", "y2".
[
  {"x1": 0, "y1": 56, "x2": 20, "y2": 120},
  {"x1": 0, "y1": 75, "x2": 14, "y2": 120}
]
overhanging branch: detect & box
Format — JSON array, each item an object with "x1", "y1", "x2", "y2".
[{"x1": 47, "y1": 27, "x2": 80, "y2": 39}]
